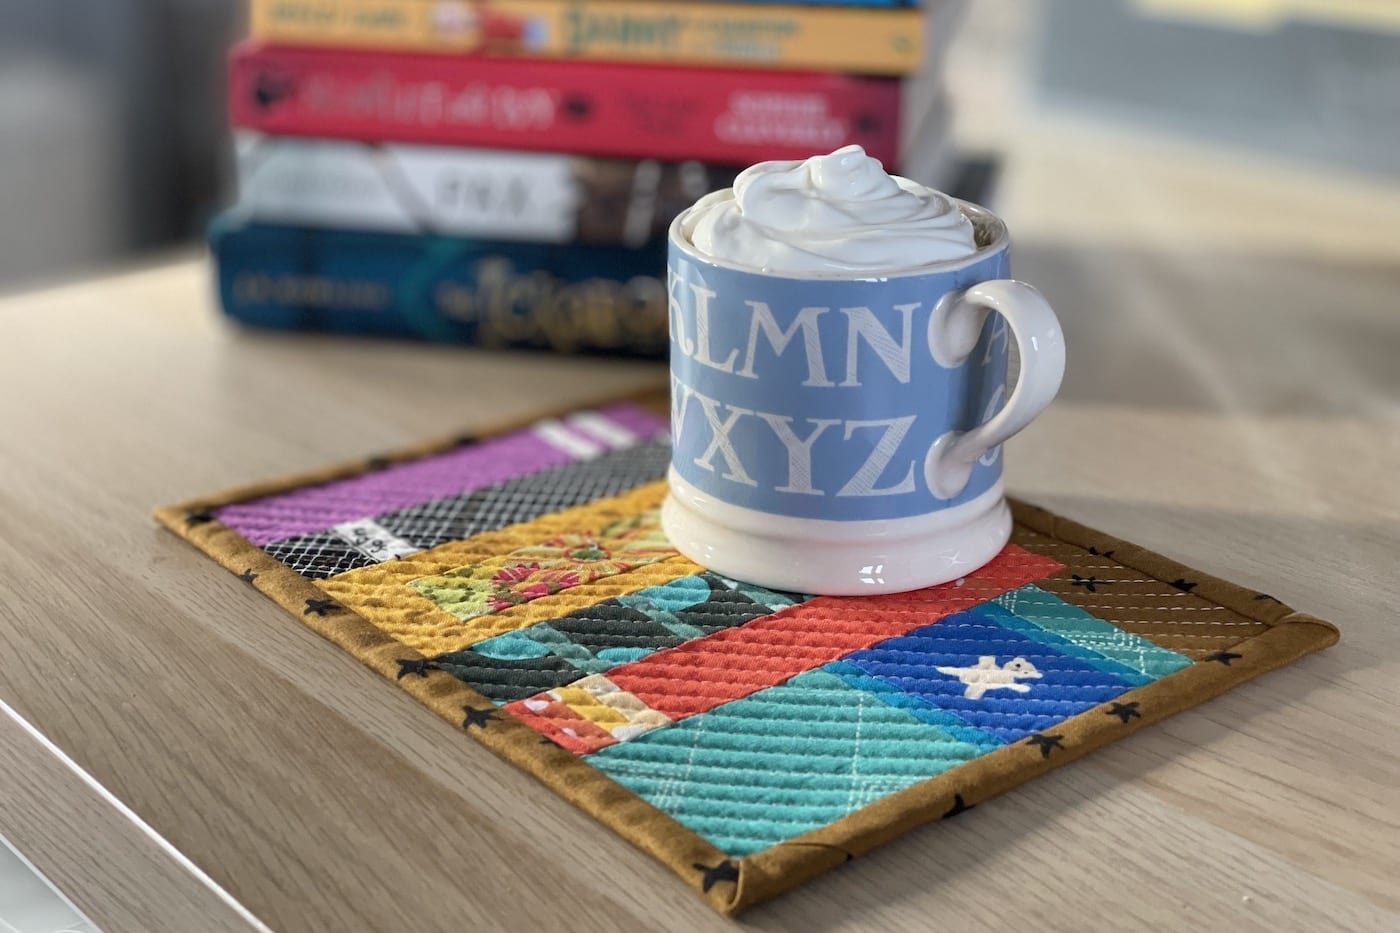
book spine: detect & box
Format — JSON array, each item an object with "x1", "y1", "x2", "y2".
[
  {"x1": 235, "y1": 132, "x2": 741, "y2": 246},
  {"x1": 247, "y1": 0, "x2": 925, "y2": 75},
  {"x1": 209, "y1": 216, "x2": 670, "y2": 357},
  {"x1": 231, "y1": 44, "x2": 902, "y2": 168}
]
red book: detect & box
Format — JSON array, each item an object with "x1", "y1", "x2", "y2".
[{"x1": 229, "y1": 42, "x2": 902, "y2": 168}]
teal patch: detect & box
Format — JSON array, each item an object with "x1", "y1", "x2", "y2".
[
  {"x1": 618, "y1": 576, "x2": 711, "y2": 640},
  {"x1": 977, "y1": 603, "x2": 1153, "y2": 686},
  {"x1": 473, "y1": 631, "x2": 554, "y2": 661},
  {"x1": 994, "y1": 585, "x2": 1194, "y2": 679},
  {"x1": 596, "y1": 647, "x2": 652, "y2": 665},
  {"x1": 715, "y1": 576, "x2": 808, "y2": 611},
  {"x1": 519, "y1": 623, "x2": 611, "y2": 674},
  {"x1": 586, "y1": 670, "x2": 987, "y2": 857},
  {"x1": 619, "y1": 574, "x2": 711, "y2": 614}
]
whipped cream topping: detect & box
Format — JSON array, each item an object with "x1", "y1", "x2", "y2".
[{"x1": 681, "y1": 145, "x2": 980, "y2": 276}]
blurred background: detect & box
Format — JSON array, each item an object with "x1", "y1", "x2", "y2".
[
  {"x1": 0, "y1": 0, "x2": 240, "y2": 288},
  {"x1": 1, "y1": 0, "x2": 1397, "y2": 296}
]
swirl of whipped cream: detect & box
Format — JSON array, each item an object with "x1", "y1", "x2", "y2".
[{"x1": 681, "y1": 145, "x2": 979, "y2": 276}]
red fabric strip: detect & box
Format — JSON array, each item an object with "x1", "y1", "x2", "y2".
[
  {"x1": 502, "y1": 696, "x2": 619, "y2": 755},
  {"x1": 607, "y1": 545, "x2": 1064, "y2": 720}
]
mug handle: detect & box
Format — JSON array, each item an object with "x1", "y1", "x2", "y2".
[{"x1": 925, "y1": 279, "x2": 1065, "y2": 500}]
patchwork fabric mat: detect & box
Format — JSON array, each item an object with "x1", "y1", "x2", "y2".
[{"x1": 156, "y1": 390, "x2": 1338, "y2": 916}]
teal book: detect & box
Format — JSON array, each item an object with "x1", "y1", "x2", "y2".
[{"x1": 210, "y1": 214, "x2": 669, "y2": 357}]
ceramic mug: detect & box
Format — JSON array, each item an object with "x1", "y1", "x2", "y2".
[{"x1": 662, "y1": 200, "x2": 1065, "y2": 595}]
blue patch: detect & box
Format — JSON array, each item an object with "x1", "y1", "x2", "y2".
[{"x1": 842, "y1": 609, "x2": 1139, "y2": 743}]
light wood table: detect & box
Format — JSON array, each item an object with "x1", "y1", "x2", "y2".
[{"x1": 2, "y1": 130, "x2": 1398, "y2": 930}]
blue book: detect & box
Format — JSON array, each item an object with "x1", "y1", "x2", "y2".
[{"x1": 209, "y1": 214, "x2": 669, "y2": 357}]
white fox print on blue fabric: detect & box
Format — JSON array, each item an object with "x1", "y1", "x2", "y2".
[{"x1": 840, "y1": 604, "x2": 1169, "y2": 743}]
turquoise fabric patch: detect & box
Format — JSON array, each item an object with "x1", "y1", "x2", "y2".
[
  {"x1": 585, "y1": 670, "x2": 986, "y2": 857},
  {"x1": 521, "y1": 623, "x2": 614, "y2": 674},
  {"x1": 616, "y1": 581, "x2": 709, "y2": 641},
  {"x1": 616, "y1": 573, "x2": 790, "y2": 641},
  {"x1": 993, "y1": 585, "x2": 1194, "y2": 679},
  {"x1": 714, "y1": 576, "x2": 809, "y2": 611},
  {"x1": 595, "y1": 647, "x2": 652, "y2": 665},
  {"x1": 972, "y1": 602, "x2": 1153, "y2": 686},
  {"x1": 617, "y1": 574, "x2": 713, "y2": 619},
  {"x1": 473, "y1": 631, "x2": 555, "y2": 661}
]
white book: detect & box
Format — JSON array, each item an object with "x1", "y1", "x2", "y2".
[{"x1": 234, "y1": 132, "x2": 584, "y2": 242}]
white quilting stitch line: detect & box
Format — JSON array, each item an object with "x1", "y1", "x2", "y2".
[
  {"x1": 1041, "y1": 551, "x2": 1125, "y2": 565},
  {"x1": 1097, "y1": 619, "x2": 1261, "y2": 627},
  {"x1": 623, "y1": 749, "x2": 936, "y2": 771},
  {"x1": 686, "y1": 806, "x2": 856, "y2": 829},
  {"x1": 1086, "y1": 592, "x2": 1213, "y2": 599},
  {"x1": 1071, "y1": 604, "x2": 1228, "y2": 611},
  {"x1": 846, "y1": 693, "x2": 865, "y2": 815},
  {"x1": 565, "y1": 411, "x2": 637, "y2": 449},
  {"x1": 1083, "y1": 584, "x2": 1185, "y2": 590},
  {"x1": 1052, "y1": 571, "x2": 1167, "y2": 580},
  {"x1": 678, "y1": 716, "x2": 703, "y2": 815},
  {"x1": 613, "y1": 734, "x2": 985, "y2": 767},
  {"x1": 1139, "y1": 633, "x2": 1245, "y2": 640}
]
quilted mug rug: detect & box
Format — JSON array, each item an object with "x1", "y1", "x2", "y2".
[{"x1": 156, "y1": 391, "x2": 1338, "y2": 915}]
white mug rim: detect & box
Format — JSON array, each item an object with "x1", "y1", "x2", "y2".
[{"x1": 667, "y1": 198, "x2": 1010, "y2": 282}]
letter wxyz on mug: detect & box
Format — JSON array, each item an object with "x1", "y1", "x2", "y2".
[
  {"x1": 662, "y1": 146, "x2": 1064, "y2": 594},
  {"x1": 671, "y1": 373, "x2": 921, "y2": 500}
]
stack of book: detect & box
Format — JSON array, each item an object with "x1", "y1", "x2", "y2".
[{"x1": 213, "y1": 0, "x2": 940, "y2": 356}]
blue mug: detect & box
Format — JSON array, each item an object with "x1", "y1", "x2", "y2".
[{"x1": 663, "y1": 201, "x2": 1065, "y2": 594}]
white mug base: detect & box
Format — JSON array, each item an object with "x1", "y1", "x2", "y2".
[{"x1": 662, "y1": 470, "x2": 1013, "y2": 596}]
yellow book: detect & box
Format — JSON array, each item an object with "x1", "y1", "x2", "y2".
[{"x1": 249, "y1": 0, "x2": 926, "y2": 75}]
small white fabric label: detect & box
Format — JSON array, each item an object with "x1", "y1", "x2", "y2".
[{"x1": 331, "y1": 518, "x2": 419, "y2": 562}]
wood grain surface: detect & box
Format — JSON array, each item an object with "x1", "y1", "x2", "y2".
[
  {"x1": 0, "y1": 705, "x2": 261, "y2": 933},
  {"x1": 2, "y1": 44, "x2": 1399, "y2": 933}
]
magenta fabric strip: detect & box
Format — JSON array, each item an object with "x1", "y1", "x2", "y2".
[
  {"x1": 218, "y1": 431, "x2": 568, "y2": 546},
  {"x1": 218, "y1": 403, "x2": 668, "y2": 547}
]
